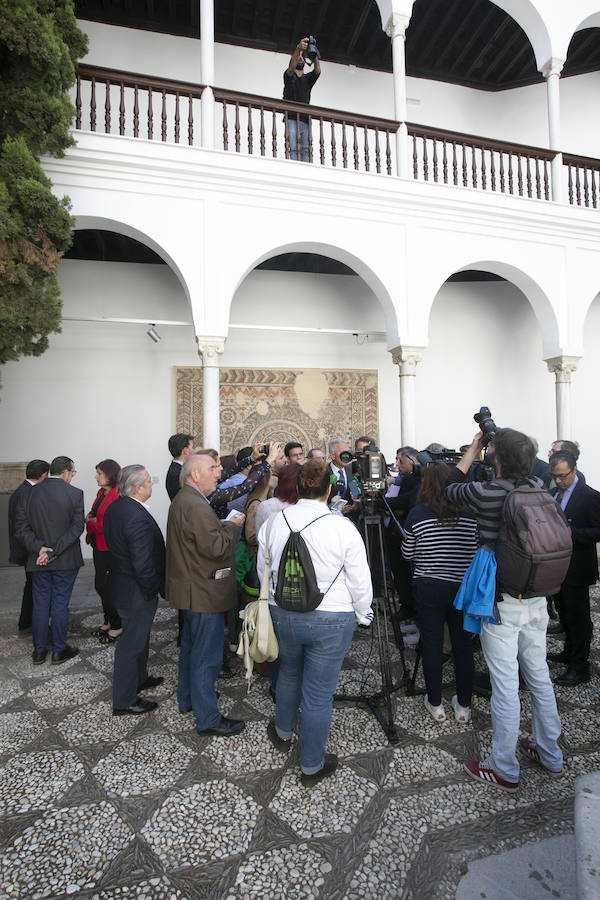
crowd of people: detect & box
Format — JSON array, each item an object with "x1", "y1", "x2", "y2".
[{"x1": 7, "y1": 425, "x2": 599, "y2": 789}]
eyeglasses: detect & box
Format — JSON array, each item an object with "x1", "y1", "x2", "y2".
[{"x1": 553, "y1": 469, "x2": 574, "y2": 480}]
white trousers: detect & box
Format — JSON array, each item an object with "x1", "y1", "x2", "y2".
[{"x1": 480, "y1": 594, "x2": 563, "y2": 781}]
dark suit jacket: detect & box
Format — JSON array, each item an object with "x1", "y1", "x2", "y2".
[
  {"x1": 8, "y1": 480, "x2": 32, "y2": 565},
  {"x1": 103, "y1": 496, "x2": 165, "y2": 602},
  {"x1": 166, "y1": 484, "x2": 240, "y2": 613},
  {"x1": 386, "y1": 469, "x2": 422, "y2": 520},
  {"x1": 557, "y1": 479, "x2": 600, "y2": 586},
  {"x1": 327, "y1": 462, "x2": 356, "y2": 503},
  {"x1": 166, "y1": 460, "x2": 183, "y2": 501},
  {"x1": 16, "y1": 477, "x2": 84, "y2": 572}
]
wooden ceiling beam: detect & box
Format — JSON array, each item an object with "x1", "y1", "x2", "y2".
[
  {"x1": 444, "y1": 7, "x2": 497, "y2": 72},
  {"x1": 347, "y1": 2, "x2": 373, "y2": 56},
  {"x1": 418, "y1": 0, "x2": 465, "y2": 62},
  {"x1": 463, "y1": 18, "x2": 509, "y2": 80}
]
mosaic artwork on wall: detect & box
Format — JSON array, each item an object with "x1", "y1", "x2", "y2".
[{"x1": 175, "y1": 367, "x2": 379, "y2": 454}]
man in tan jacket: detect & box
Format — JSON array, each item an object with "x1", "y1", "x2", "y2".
[{"x1": 166, "y1": 454, "x2": 246, "y2": 736}]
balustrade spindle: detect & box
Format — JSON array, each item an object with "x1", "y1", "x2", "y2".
[
  {"x1": 148, "y1": 88, "x2": 153, "y2": 139},
  {"x1": 133, "y1": 86, "x2": 139, "y2": 138},
  {"x1": 490, "y1": 150, "x2": 496, "y2": 192},
  {"x1": 375, "y1": 129, "x2": 381, "y2": 174},
  {"x1": 319, "y1": 118, "x2": 325, "y2": 165},
  {"x1": 452, "y1": 142, "x2": 458, "y2": 185},
  {"x1": 575, "y1": 166, "x2": 582, "y2": 206},
  {"x1": 175, "y1": 92, "x2": 180, "y2": 143},
  {"x1": 284, "y1": 113, "x2": 290, "y2": 159},
  {"x1": 481, "y1": 147, "x2": 486, "y2": 190},
  {"x1": 432, "y1": 138, "x2": 438, "y2": 182},
  {"x1": 567, "y1": 166, "x2": 574, "y2": 205},
  {"x1": 119, "y1": 83, "x2": 125, "y2": 135},
  {"x1": 272, "y1": 110, "x2": 277, "y2": 157},
  {"x1": 308, "y1": 115, "x2": 313, "y2": 163},
  {"x1": 526, "y1": 156, "x2": 532, "y2": 197},
  {"x1": 259, "y1": 107, "x2": 265, "y2": 156},
  {"x1": 364, "y1": 126, "x2": 369, "y2": 172},
  {"x1": 295, "y1": 114, "x2": 300, "y2": 159},
  {"x1": 90, "y1": 78, "x2": 97, "y2": 131},
  {"x1": 499, "y1": 152, "x2": 505, "y2": 192},
  {"x1": 76, "y1": 75, "x2": 82, "y2": 129},
  {"x1": 543, "y1": 160, "x2": 549, "y2": 200},
  {"x1": 342, "y1": 123, "x2": 348, "y2": 169},
  {"x1": 423, "y1": 136, "x2": 429, "y2": 181},
  {"x1": 161, "y1": 90, "x2": 167, "y2": 141},
  {"x1": 234, "y1": 103, "x2": 240, "y2": 152},
  {"x1": 471, "y1": 144, "x2": 477, "y2": 188},
  {"x1": 534, "y1": 158, "x2": 541, "y2": 198},
  {"x1": 462, "y1": 143, "x2": 468, "y2": 187},
  {"x1": 517, "y1": 156, "x2": 523, "y2": 196},
  {"x1": 188, "y1": 93, "x2": 193, "y2": 145},
  {"x1": 385, "y1": 130, "x2": 391, "y2": 175},
  {"x1": 331, "y1": 120, "x2": 337, "y2": 167},
  {"x1": 352, "y1": 124, "x2": 359, "y2": 170},
  {"x1": 412, "y1": 134, "x2": 418, "y2": 179},
  {"x1": 583, "y1": 167, "x2": 590, "y2": 207},
  {"x1": 508, "y1": 153, "x2": 514, "y2": 194},
  {"x1": 248, "y1": 104, "x2": 253, "y2": 154},
  {"x1": 591, "y1": 170, "x2": 598, "y2": 209},
  {"x1": 105, "y1": 80, "x2": 111, "y2": 133},
  {"x1": 442, "y1": 140, "x2": 448, "y2": 184}
]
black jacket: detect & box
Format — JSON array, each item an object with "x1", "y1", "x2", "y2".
[
  {"x1": 8, "y1": 480, "x2": 32, "y2": 565},
  {"x1": 165, "y1": 460, "x2": 183, "y2": 501},
  {"x1": 104, "y1": 496, "x2": 165, "y2": 601},
  {"x1": 16, "y1": 477, "x2": 84, "y2": 572},
  {"x1": 556, "y1": 479, "x2": 600, "y2": 586}
]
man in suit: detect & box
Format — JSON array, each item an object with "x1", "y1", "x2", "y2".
[
  {"x1": 16, "y1": 456, "x2": 83, "y2": 665},
  {"x1": 165, "y1": 433, "x2": 194, "y2": 501},
  {"x1": 104, "y1": 465, "x2": 166, "y2": 715},
  {"x1": 8, "y1": 459, "x2": 49, "y2": 637},
  {"x1": 166, "y1": 454, "x2": 246, "y2": 737},
  {"x1": 549, "y1": 449, "x2": 600, "y2": 686},
  {"x1": 327, "y1": 437, "x2": 359, "y2": 513}
]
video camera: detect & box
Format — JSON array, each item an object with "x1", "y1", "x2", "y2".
[
  {"x1": 339, "y1": 443, "x2": 387, "y2": 495},
  {"x1": 303, "y1": 35, "x2": 320, "y2": 65}
]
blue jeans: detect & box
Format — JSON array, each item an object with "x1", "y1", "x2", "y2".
[
  {"x1": 287, "y1": 118, "x2": 309, "y2": 161},
  {"x1": 481, "y1": 594, "x2": 563, "y2": 780},
  {"x1": 270, "y1": 607, "x2": 355, "y2": 774},
  {"x1": 178, "y1": 610, "x2": 224, "y2": 730},
  {"x1": 32, "y1": 569, "x2": 78, "y2": 653}
]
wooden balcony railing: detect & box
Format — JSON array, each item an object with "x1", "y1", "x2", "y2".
[{"x1": 73, "y1": 65, "x2": 599, "y2": 209}]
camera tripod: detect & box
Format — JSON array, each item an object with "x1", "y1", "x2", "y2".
[{"x1": 333, "y1": 494, "x2": 412, "y2": 743}]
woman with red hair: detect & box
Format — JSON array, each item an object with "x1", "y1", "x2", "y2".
[{"x1": 86, "y1": 458, "x2": 122, "y2": 644}]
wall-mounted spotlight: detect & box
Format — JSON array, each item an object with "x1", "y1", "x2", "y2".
[{"x1": 147, "y1": 324, "x2": 161, "y2": 343}]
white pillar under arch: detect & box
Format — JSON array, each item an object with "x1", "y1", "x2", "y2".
[
  {"x1": 545, "y1": 355, "x2": 580, "y2": 440},
  {"x1": 385, "y1": 13, "x2": 411, "y2": 179},
  {"x1": 197, "y1": 339, "x2": 224, "y2": 449},
  {"x1": 200, "y1": 0, "x2": 215, "y2": 148},
  {"x1": 541, "y1": 58, "x2": 565, "y2": 203},
  {"x1": 390, "y1": 345, "x2": 424, "y2": 447}
]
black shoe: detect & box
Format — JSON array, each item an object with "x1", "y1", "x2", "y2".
[
  {"x1": 32, "y1": 650, "x2": 47, "y2": 665},
  {"x1": 267, "y1": 719, "x2": 291, "y2": 753},
  {"x1": 19, "y1": 628, "x2": 33, "y2": 639},
  {"x1": 197, "y1": 716, "x2": 245, "y2": 737},
  {"x1": 269, "y1": 686, "x2": 276, "y2": 703},
  {"x1": 51, "y1": 645, "x2": 79, "y2": 665},
  {"x1": 138, "y1": 675, "x2": 164, "y2": 692},
  {"x1": 546, "y1": 620, "x2": 564, "y2": 635},
  {"x1": 300, "y1": 754, "x2": 338, "y2": 788},
  {"x1": 113, "y1": 697, "x2": 158, "y2": 716},
  {"x1": 554, "y1": 667, "x2": 590, "y2": 687},
  {"x1": 547, "y1": 651, "x2": 568, "y2": 663}
]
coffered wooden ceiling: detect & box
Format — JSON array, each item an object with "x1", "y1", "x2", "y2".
[{"x1": 75, "y1": 0, "x2": 600, "y2": 90}]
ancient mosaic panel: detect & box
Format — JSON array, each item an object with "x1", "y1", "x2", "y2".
[{"x1": 174, "y1": 367, "x2": 379, "y2": 453}]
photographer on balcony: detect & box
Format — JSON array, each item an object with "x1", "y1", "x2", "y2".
[{"x1": 283, "y1": 37, "x2": 321, "y2": 162}]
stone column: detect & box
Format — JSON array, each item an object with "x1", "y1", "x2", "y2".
[
  {"x1": 385, "y1": 13, "x2": 411, "y2": 179},
  {"x1": 200, "y1": 0, "x2": 215, "y2": 148},
  {"x1": 198, "y1": 339, "x2": 224, "y2": 449},
  {"x1": 545, "y1": 355, "x2": 580, "y2": 439},
  {"x1": 542, "y1": 58, "x2": 564, "y2": 203},
  {"x1": 390, "y1": 346, "x2": 424, "y2": 447}
]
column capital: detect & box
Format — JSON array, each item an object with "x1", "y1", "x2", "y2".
[
  {"x1": 541, "y1": 57, "x2": 564, "y2": 79},
  {"x1": 545, "y1": 355, "x2": 580, "y2": 381},
  {"x1": 385, "y1": 12, "x2": 411, "y2": 39},
  {"x1": 197, "y1": 338, "x2": 225, "y2": 364},
  {"x1": 390, "y1": 345, "x2": 424, "y2": 374}
]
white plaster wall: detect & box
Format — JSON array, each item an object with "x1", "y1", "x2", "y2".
[
  {"x1": 78, "y1": 21, "x2": 600, "y2": 156},
  {"x1": 4, "y1": 260, "x2": 597, "y2": 553}
]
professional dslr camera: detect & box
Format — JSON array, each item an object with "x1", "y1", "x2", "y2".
[
  {"x1": 339, "y1": 442, "x2": 388, "y2": 495},
  {"x1": 473, "y1": 405, "x2": 498, "y2": 448}
]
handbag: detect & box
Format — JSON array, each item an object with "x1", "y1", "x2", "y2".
[{"x1": 236, "y1": 513, "x2": 279, "y2": 683}]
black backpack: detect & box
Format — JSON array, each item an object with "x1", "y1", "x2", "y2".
[
  {"x1": 274, "y1": 511, "x2": 342, "y2": 612},
  {"x1": 495, "y1": 479, "x2": 572, "y2": 599}
]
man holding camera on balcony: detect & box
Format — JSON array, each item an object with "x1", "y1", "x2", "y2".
[{"x1": 283, "y1": 37, "x2": 321, "y2": 162}]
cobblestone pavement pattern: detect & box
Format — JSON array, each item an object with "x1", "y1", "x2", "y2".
[{"x1": 1, "y1": 564, "x2": 598, "y2": 899}]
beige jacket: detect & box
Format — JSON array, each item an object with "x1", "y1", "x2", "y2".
[{"x1": 166, "y1": 484, "x2": 241, "y2": 613}]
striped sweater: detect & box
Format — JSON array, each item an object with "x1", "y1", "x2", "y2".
[{"x1": 401, "y1": 504, "x2": 479, "y2": 583}]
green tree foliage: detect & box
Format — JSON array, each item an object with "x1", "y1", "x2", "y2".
[{"x1": 0, "y1": 0, "x2": 88, "y2": 373}]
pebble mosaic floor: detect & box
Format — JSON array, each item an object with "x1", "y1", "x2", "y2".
[{"x1": 0, "y1": 563, "x2": 598, "y2": 900}]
